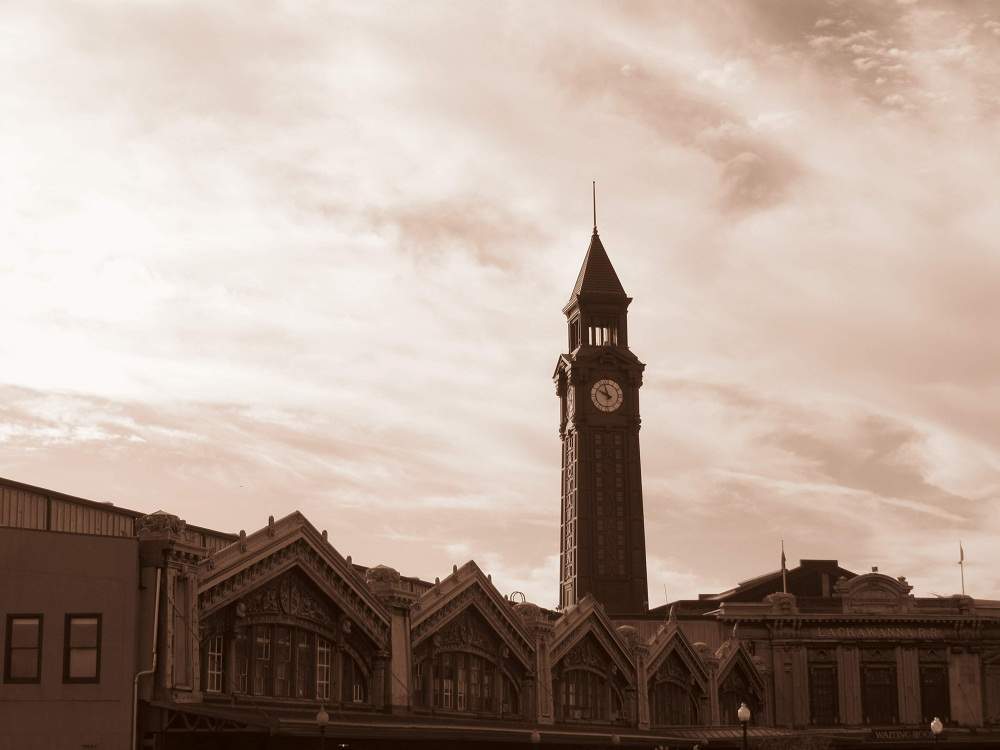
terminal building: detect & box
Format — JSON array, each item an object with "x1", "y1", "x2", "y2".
[{"x1": 3, "y1": 225, "x2": 1000, "y2": 749}]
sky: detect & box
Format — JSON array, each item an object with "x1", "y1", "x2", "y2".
[{"x1": 2, "y1": 0, "x2": 999, "y2": 608}]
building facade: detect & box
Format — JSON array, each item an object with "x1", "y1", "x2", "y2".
[{"x1": 3, "y1": 227, "x2": 1000, "y2": 749}]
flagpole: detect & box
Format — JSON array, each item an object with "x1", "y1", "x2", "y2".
[
  {"x1": 959, "y1": 541, "x2": 965, "y2": 595},
  {"x1": 781, "y1": 539, "x2": 788, "y2": 594}
]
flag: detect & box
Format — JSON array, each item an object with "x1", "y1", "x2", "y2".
[
  {"x1": 959, "y1": 542, "x2": 964, "y2": 564},
  {"x1": 781, "y1": 539, "x2": 786, "y2": 570}
]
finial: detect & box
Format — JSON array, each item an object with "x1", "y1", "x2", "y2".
[{"x1": 592, "y1": 180, "x2": 598, "y2": 234}]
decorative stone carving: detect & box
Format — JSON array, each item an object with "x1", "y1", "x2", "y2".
[
  {"x1": 616, "y1": 624, "x2": 639, "y2": 648},
  {"x1": 137, "y1": 512, "x2": 186, "y2": 538},
  {"x1": 564, "y1": 637, "x2": 609, "y2": 671},
  {"x1": 436, "y1": 609, "x2": 495, "y2": 651},
  {"x1": 366, "y1": 564, "x2": 401, "y2": 588},
  {"x1": 241, "y1": 570, "x2": 336, "y2": 627},
  {"x1": 765, "y1": 591, "x2": 798, "y2": 614},
  {"x1": 836, "y1": 572, "x2": 915, "y2": 614},
  {"x1": 514, "y1": 601, "x2": 542, "y2": 626}
]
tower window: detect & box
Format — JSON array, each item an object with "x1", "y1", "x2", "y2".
[
  {"x1": 570, "y1": 319, "x2": 581, "y2": 350},
  {"x1": 586, "y1": 321, "x2": 618, "y2": 346}
]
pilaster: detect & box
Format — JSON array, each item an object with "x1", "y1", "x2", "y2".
[
  {"x1": 136, "y1": 511, "x2": 209, "y2": 703},
  {"x1": 898, "y1": 646, "x2": 921, "y2": 724},
  {"x1": 837, "y1": 645, "x2": 862, "y2": 725},
  {"x1": 949, "y1": 649, "x2": 983, "y2": 727},
  {"x1": 365, "y1": 565, "x2": 418, "y2": 714},
  {"x1": 514, "y1": 602, "x2": 554, "y2": 724}
]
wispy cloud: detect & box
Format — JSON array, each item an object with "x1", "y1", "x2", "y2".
[{"x1": 2, "y1": 0, "x2": 999, "y2": 606}]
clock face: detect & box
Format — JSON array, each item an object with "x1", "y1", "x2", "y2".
[
  {"x1": 591, "y1": 378, "x2": 624, "y2": 413},
  {"x1": 566, "y1": 385, "x2": 576, "y2": 416}
]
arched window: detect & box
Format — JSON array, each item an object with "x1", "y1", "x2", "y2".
[
  {"x1": 557, "y1": 668, "x2": 625, "y2": 722},
  {"x1": 650, "y1": 680, "x2": 699, "y2": 725},
  {"x1": 649, "y1": 651, "x2": 703, "y2": 726},
  {"x1": 201, "y1": 622, "x2": 373, "y2": 705},
  {"x1": 414, "y1": 651, "x2": 520, "y2": 717},
  {"x1": 718, "y1": 665, "x2": 760, "y2": 724}
]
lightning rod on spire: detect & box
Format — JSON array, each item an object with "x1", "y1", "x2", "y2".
[{"x1": 592, "y1": 180, "x2": 597, "y2": 233}]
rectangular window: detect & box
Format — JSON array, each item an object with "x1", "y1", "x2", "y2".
[
  {"x1": 274, "y1": 626, "x2": 291, "y2": 697},
  {"x1": 206, "y1": 634, "x2": 223, "y2": 693},
  {"x1": 316, "y1": 637, "x2": 331, "y2": 701},
  {"x1": 5, "y1": 614, "x2": 43, "y2": 683},
  {"x1": 254, "y1": 626, "x2": 271, "y2": 696},
  {"x1": 920, "y1": 665, "x2": 950, "y2": 724},
  {"x1": 457, "y1": 661, "x2": 467, "y2": 710},
  {"x1": 442, "y1": 654, "x2": 453, "y2": 708},
  {"x1": 482, "y1": 662, "x2": 494, "y2": 710},
  {"x1": 295, "y1": 630, "x2": 312, "y2": 699},
  {"x1": 470, "y1": 657, "x2": 481, "y2": 710},
  {"x1": 414, "y1": 661, "x2": 424, "y2": 706},
  {"x1": 236, "y1": 637, "x2": 248, "y2": 694},
  {"x1": 63, "y1": 614, "x2": 101, "y2": 683},
  {"x1": 862, "y1": 664, "x2": 898, "y2": 725},
  {"x1": 809, "y1": 664, "x2": 839, "y2": 725}
]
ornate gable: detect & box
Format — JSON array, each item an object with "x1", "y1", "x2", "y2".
[
  {"x1": 197, "y1": 512, "x2": 390, "y2": 647},
  {"x1": 410, "y1": 561, "x2": 534, "y2": 670},
  {"x1": 645, "y1": 624, "x2": 709, "y2": 692},
  {"x1": 836, "y1": 572, "x2": 915, "y2": 615},
  {"x1": 550, "y1": 597, "x2": 635, "y2": 685},
  {"x1": 715, "y1": 640, "x2": 766, "y2": 698}
]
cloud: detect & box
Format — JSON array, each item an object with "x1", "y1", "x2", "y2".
[{"x1": 2, "y1": 0, "x2": 999, "y2": 608}]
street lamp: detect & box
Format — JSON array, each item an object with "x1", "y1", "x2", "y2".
[
  {"x1": 316, "y1": 705, "x2": 330, "y2": 750},
  {"x1": 737, "y1": 702, "x2": 751, "y2": 750},
  {"x1": 930, "y1": 717, "x2": 943, "y2": 743}
]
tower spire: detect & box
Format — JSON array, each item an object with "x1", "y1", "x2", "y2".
[{"x1": 592, "y1": 180, "x2": 597, "y2": 234}]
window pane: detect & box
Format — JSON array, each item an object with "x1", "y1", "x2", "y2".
[
  {"x1": 10, "y1": 619, "x2": 40, "y2": 648},
  {"x1": 70, "y1": 618, "x2": 99, "y2": 648},
  {"x1": 10, "y1": 649, "x2": 39, "y2": 679},
  {"x1": 69, "y1": 649, "x2": 98, "y2": 679}
]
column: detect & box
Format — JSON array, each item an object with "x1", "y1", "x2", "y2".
[
  {"x1": 772, "y1": 646, "x2": 794, "y2": 727},
  {"x1": 635, "y1": 646, "x2": 650, "y2": 730},
  {"x1": 837, "y1": 646, "x2": 862, "y2": 725},
  {"x1": 791, "y1": 646, "x2": 810, "y2": 727},
  {"x1": 388, "y1": 606, "x2": 412, "y2": 713},
  {"x1": 897, "y1": 647, "x2": 921, "y2": 724},
  {"x1": 949, "y1": 650, "x2": 984, "y2": 727}
]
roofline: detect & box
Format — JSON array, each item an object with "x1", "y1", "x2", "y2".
[{"x1": 0, "y1": 474, "x2": 236, "y2": 540}]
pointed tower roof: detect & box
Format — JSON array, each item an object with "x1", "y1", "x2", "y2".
[{"x1": 567, "y1": 230, "x2": 628, "y2": 303}]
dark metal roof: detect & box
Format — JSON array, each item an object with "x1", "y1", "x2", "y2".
[{"x1": 568, "y1": 231, "x2": 627, "y2": 302}]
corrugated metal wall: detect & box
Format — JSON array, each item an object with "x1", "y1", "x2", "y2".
[
  {"x1": 0, "y1": 484, "x2": 134, "y2": 537},
  {"x1": 50, "y1": 497, "x2": 134, "y2": 536},
  {"x1": 0, "y1": 486, "x2": 47, "y2": 530},
  {"x1": 0, "y1": 481, "x2": 235, "y2": 546}
]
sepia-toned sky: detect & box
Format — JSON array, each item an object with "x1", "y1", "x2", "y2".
[{"x1": 2, "y1": 0, "x2": 999, "y2": 608}]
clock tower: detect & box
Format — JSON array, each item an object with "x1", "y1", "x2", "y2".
[{"x1": 554, "y1": 222, "x2": 649, "y2": 615}]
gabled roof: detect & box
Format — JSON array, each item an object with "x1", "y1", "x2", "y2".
[
  {"x1": 567, "y1": 231, "x2": 627, "y2": 303},
  {"x1": 198, "y1": 511, "x2": 391, "y2": 646},
  {"x1": 550, "y1": 596, "x2": 636, "y2": 684},
  {"x1": 698, "y1": 559, "x2": 857, "y2": 602},
  {"x1": 716, "y1": 639, "x2": 766, "y2": 696},
  {"x1": 410, "y1": 560, "x2": 535, "y2": 670},
  {"x1": 645, "y1": 623, "x2": 710, "y2": 692}
]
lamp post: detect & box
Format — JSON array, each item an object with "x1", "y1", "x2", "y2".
[
  {"x1": 316, "y1": 705, "x2": 330, "y2": 750},
  {"x1": 737, "y1": 702, "x2": 751, "y2": 750},
  {"x1": 930, "y1": 717, "x2": 943, "y2": 743}
]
